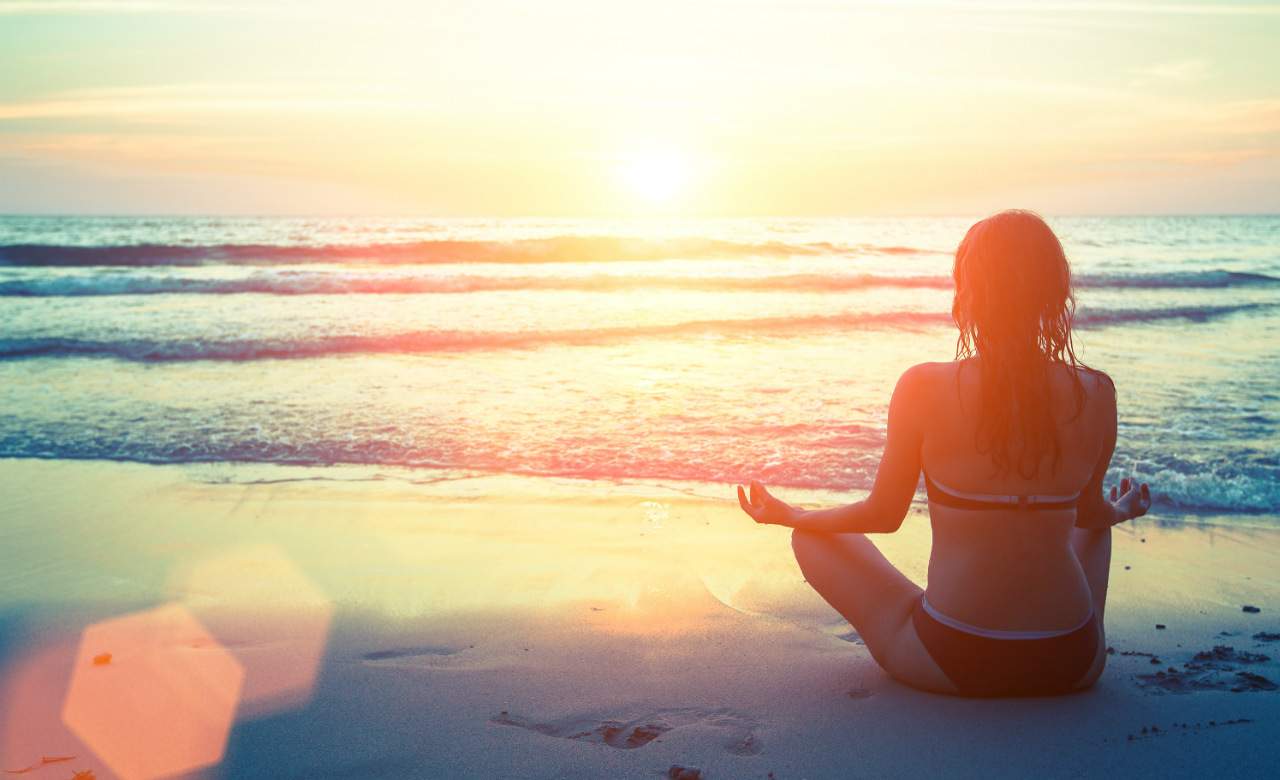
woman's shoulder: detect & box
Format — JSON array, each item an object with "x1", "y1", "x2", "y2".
[
  {"x1": 898, "y1": 359, "x2": 966, "y2": 384},
  {"x1": 1064, "y1": 363, "x2": 1116, "y2": 399},
  {"x1": 1051, "y1": 363, "x2": 1117, "y2": 419},
  {"x1": 892, "y1": 361, "x2": 959, "y2": 398},
  {"x1": 897, "y1": 360, "x2": 1115, "y2": 400},
  {"x1": 894, "y1": 360, "x2": 964, "y2": 385}
]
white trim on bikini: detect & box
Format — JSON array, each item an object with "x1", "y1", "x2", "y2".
[{"x1": 920, "y1": 594, "x2": 1093, "y2": 640}]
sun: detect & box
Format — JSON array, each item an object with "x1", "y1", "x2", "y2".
[{"x1": 616, "y1": 148, "x2": 691, "y2": 205}]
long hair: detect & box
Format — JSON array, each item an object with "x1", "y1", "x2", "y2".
[{"x1": 952, "y1": 210, "x2": 1088, "y2": 478}]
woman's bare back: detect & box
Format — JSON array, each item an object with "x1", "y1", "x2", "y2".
[{"x1": 916, "y1": 359, "x2": 1115, "y2": 633}]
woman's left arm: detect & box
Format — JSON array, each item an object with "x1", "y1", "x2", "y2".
[{"x1": 738, "y1": 365, "x2": 927, "y2": 534}]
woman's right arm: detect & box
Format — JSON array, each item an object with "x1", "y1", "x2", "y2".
[
  {"x1": 1076, "y1": 373, "x2": 1151, "y2": 528},
  {"x1": 737, "y1": 364, "x2": 928, "y2": 534}
]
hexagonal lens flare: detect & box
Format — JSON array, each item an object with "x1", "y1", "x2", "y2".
[
  {"x1": 168, "y1": 545, "x2": 333, "y2": 719},
  {"x1": 60, "y1": 604, "x2": 243, "y2": 780}
]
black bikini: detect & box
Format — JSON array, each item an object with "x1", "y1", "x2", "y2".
[
  {"x1": 912, "y1": 471, "x2": 1101, "y2": 697},
  {"x1": 923, "y1": 471, "x2": 1080, "y2": 512}
]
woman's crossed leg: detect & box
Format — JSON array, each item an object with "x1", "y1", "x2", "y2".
[{"x1": 791, "y1": 528, "x2": 956, "y2": 694}]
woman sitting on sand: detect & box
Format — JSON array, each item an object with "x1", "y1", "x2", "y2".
[{"x1": 737, "y1": 210, "x2": 1152, "y2": 697}]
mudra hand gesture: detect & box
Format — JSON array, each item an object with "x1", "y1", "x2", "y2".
[
  {"x1": 1109, "y1": 476, "x2": 1152, "y2": 522},
  {"x1": 737, "y1": 479, "x2": 799, "y2": 527}
]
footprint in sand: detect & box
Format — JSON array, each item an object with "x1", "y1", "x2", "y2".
[
  {"x1": 490, "y1": 707, "x2": 763, "y2": 755},
  {"x1": 360, "y1": 644, "x2": 530, "y2": 672},
  {"x1": 361, "y1": 646, "x2": 462, "y2": 661}
]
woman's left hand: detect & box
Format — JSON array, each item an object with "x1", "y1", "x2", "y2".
[
  {"x1": 1109, "y1": 476, "x2": 1152, "y2": 522},
  {"x1": 737, "y1": 479, "x2": 799, "y2": 526}
]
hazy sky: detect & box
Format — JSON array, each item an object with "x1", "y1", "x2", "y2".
[{"x1": 1, "y1": 0, "x2": 1278, "y2": 215}]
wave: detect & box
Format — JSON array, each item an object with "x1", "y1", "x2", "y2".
[
  {"x1": 0, "y1": 271, "x2": 953, "y2": 297},
  {"x1": 1, "y1": 303, "x2": 1269, "y2": 363},
  {"x1": 0, "y1": 312, "x2": 950, "y2": 362},
  {"x1": 0, "y1": 236, "x2": 942, "y2": 267},
  {"x1": 1076, "y1": 270, "x2": 1280, "y2": 289},
  {"x1": 2, "y1": 268, "x2": 1276, "y2": 297},
  {"x1": 1074, "y1": 302, "x2": 1274, "y2": 325}
]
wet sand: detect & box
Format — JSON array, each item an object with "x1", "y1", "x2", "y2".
[{"x1": 1, "y1": 458, "x2": 1277, "y2": 779}]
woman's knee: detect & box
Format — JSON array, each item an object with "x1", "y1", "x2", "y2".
[{"x1": 790, "y1": 527, "x2": 828, "y2": 562}]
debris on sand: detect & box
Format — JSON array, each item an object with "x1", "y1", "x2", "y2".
[
  {"x1": 1231, "y1": 672, "x2": 1278, "y2": 692},
  {"x1": 1190, "y1": 646, "x2": 1269, "y2": 665},
  {"x1": 1126, "y1": 719, "x2": 1253, "y2": 742},
  {"x1": 2, "y1": 756, "x2": 76, "y2": 775},
  {"x1": 1137, "y1": 663, "x2": 1278, "y2": 694}
]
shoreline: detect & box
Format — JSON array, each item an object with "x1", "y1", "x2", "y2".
[
  {"x1": 0, "y1": 455, "x2": 1272, "y2": 530},
  {"x1": 1, "y1": 457, "x2": 1278, "y2": 778}
]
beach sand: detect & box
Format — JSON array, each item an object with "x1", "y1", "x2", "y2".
[{"x1": 1, "y1": 458, "x2": 1277, "y2": 779}]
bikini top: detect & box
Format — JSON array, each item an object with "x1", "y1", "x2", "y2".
[{"x1": 923, "y1": 470, "x2": 1080, "y2": 512}]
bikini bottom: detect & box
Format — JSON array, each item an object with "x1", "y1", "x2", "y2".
[{"x1": 911, "y1": 595, "x2": 1100, "y2": 697}]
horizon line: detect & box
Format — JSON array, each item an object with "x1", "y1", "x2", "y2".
[{"x1": 2, "y1": 211, "x2": 1279, "y2": 220}]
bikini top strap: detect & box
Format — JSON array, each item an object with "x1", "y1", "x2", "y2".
[{"x1": 923, "y1": 470, "x2": 1079, "y2": 512}]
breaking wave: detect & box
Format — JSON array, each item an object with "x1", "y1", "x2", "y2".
[
  {"x1": 1, "y1": 303, "x2": 1269, "y2": 362},
  {"x1": 0, "y1": 236, "x2": 940, "y2": 267}
]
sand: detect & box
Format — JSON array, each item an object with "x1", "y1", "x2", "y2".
[{"x1": 1, "y1": 458, "x2": 1277, "y2": 779}]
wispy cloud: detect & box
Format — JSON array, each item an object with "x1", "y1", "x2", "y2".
[
  {"x1": 0, "y1": 1, "x2": 301, "y2": 14},
  {"x1": 1203, "y1": 98, "x2": 1280, "y2": 136},
  {"x1": 866, "y1": 1, "x2": 1280, "y2": 15},
  {"x1": 0, "y1": 128, "x2": 341, "y2": 182},
  {"x1": 1129, "y1": 58, "x2": 1212, "y2": 88},
  {"x1": 1071, "y1": 96, "x2": 1280, "y2": 169},
  {"x1": 0, "y1": 83, "x2": 420, "y2": 122},
  {"x1": 1127, "y1": 147, "x2": 1279, "y2": 166}
]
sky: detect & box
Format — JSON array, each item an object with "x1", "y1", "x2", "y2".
[{"x1": 0, "y1": 0, "x2": 1278, "y2": 216}]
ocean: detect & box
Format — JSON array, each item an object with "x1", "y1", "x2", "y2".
[{"x1": 0, "y1": 215, "x2": 1276, "y2": 517}]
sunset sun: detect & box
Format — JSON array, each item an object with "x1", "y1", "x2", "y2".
[{"x1": 616, "y1": 148, "x2": 691, "y2": 205}]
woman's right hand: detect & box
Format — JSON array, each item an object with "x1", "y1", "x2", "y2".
[
  {"x1": 1109, "y1": 476, "x2": 1152, "y2": 522},
  {"x1": 736, "y1": 479, "x2": 800, "y2": 527}
]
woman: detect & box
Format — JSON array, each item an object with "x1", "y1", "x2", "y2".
[{"x1": 736, "y1": 210, "x2": 1152, "y2": 697}]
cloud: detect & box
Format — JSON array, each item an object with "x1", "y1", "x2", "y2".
[
  {"x1": 881, "y1": 1, "x2": 1280, "y2": 15},
  {"x1": 0, "y1": 1, "x2": 293, "y2": 13},
  {"x1": 18, "y1": 1, "x2": 1279, "y2": 18},
  {"x1": 756, "y1": 1, "x2": 1280, "y2": 16},
  {"x1": 1176, "y1": 98, "x2": 1280, "y2": 137},
  {"x1": 0, "y1": 83, "x2": 421, "y2": 122},
  {"x1": 1143, "y1": 148, "x2": 1278, "y2": 166},
  {"x1": 1067, "y1": 96, "x2": 1280, "y2": 171},
  {"x1": 1129, "y1": 59, "x2": 1212, "y2": 88}
]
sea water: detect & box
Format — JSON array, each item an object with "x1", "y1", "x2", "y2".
[{"x1": 0, "y1": 216, "x2": 1276, "y2": 516}]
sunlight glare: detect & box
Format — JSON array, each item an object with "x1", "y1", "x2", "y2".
[{"x1": 617, "y1": 148, "x2": 690, "y2": 205}]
